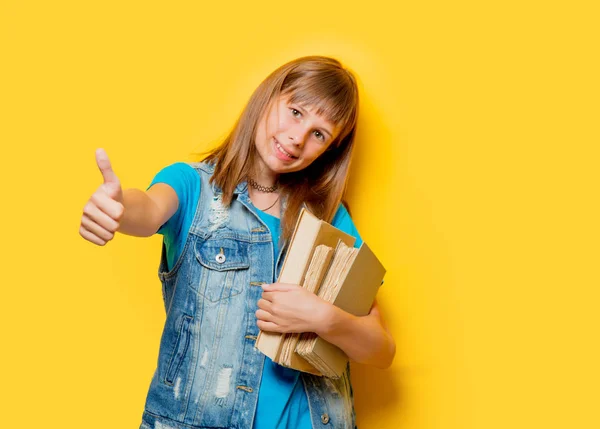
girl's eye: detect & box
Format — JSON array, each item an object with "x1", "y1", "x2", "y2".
[
  {"x1": 314, "y1": 130, "x2": 325, "y2": 141},
  {"x1": 290, "y1": 108, "x2": 302, "y2": 118}
]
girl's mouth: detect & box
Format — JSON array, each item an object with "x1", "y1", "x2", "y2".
[{"x1": 273, "y1": 138, "x2": 298, "y2": 161}]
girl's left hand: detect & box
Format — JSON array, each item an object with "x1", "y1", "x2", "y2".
[{"x1": 256, "y1": 283, "x2": 331, "y2": 334}]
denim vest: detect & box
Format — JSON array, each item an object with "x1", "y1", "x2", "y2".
[{"x1": 140, "y1": 162, "x2": 357, "y2": 429}]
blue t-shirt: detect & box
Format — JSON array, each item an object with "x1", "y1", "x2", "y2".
[{"x1": 147, "y1": 162, "x2": 363, "y2": 429}]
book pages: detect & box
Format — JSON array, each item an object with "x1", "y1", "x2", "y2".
[
  {"x1": 295, "y1": 242, "x2": 358, "y2": 376},
  {"x1": 298, "y1": 242, "x2": 386, "y2": 377},
  {"x1": 255, "y1": 209, "x2": 321, "y2": 360},
  {"x1": 280, "y1": 245, "x2": 333, "y2": 367}
]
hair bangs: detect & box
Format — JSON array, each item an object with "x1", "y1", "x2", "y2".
[{"x1": 283, "y1": 72, "x2": 358, "y2": 145}]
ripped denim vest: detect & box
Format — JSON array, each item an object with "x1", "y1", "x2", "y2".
[{"x1": 140, "y1": 162, "x2": 357, "y2": 429}]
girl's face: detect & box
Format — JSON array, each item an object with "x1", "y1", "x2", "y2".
[{"x1": 253, "y1": 94, "x2": 339, "y2": 177}]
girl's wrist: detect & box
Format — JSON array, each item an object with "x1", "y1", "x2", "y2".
[{"x1": 314, "y1": 302, "x2": 348, "y2": 338}]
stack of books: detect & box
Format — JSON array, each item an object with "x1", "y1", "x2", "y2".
[{"x1": 255, "y1": 208, "x2": 386, "y2": 378}]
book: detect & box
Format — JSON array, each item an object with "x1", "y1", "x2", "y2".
[
  {"x1": 277, "y1": 245, "x2": 332, "y2": 368},
  {"x1": 254, "y1": 207, "x2": 386, "y2": 378}
]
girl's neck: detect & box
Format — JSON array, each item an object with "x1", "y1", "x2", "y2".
[{"x1": 251, "y1": 162, "x2": 279, "y2": 188}]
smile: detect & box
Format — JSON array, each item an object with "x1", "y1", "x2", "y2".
[{"x1": 274, "y1": 138, "x2": 298, "y2": 159}]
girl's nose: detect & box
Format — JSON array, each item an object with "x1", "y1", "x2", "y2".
[
  {"x1": 288, "y1": 127, "x2": 308, "y2": 148},
  {"x1": 289, "y1": 135, "x2": 304, "y2": 149}
]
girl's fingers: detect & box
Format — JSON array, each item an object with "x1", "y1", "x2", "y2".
[
  {"x1": 255, "y1": 309, "x2": 274, "y2": 322},
  {"x1": 91, "y1": 191, "x2": 125, "y2": 223},
  {"x1": 95, "y1": 148, "x2": 120, "y2": 188},
  {"x1": 81, "y1": 214, "x2": 115, "y2": 242},
  {"x1": 256, "y1": 320, "x2": 282, "y2": 333},
  {"x1": 83, "y1": 200, "x2": 120, "y2": 233},
  {"x1": 261, "y1": 283, "x2": 295, "y2": 292},
  {"x1": 261, "y1": 292, "x2": 274, "y2": 302},
  {"x1": 257, "y1": 298, "x2": 271, "y2": 311},
  {"x1": 79, "y1": 225, "x2": 107, "y2": 246}
]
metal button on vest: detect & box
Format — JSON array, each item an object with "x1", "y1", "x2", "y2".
[
  {"x1": 215, "y1": 253, "x2": 226, "y2": 263},
  {"x1": 321, "y1": 413, "x2": 330, "y2": 424}
]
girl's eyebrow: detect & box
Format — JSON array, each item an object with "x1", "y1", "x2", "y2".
[
  {"x1": 320, "y1": 127, "x2": 333, "y2": 140},
  {"x1": 294, "y1": 104, "x2": 334, "y2": 139}
]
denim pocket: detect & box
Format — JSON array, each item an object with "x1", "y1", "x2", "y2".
[
  {"x1": 164, "y1": 314, "x2": 193, "y2": 385},
  {"x1": 194, "y1": 238, "x2": 250, "y2": 302}
]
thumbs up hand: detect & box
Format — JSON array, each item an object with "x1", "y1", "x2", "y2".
[{"x1": 79, "y1": 149, "x2": 125, "y2": 246}]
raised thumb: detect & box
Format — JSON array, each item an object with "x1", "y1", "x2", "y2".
[{"x1": 95, "y1": 148, "x2": 121, "y2": 193}]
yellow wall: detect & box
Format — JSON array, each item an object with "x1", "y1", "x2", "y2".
[{"x1": 2, "y1": 1, "x2": 598, "y2": 428}]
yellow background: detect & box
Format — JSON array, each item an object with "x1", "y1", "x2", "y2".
[{"x1": 1, "y1": 1, "x2": 599, "y2": 428}]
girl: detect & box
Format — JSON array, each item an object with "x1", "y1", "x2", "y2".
[{"x1": 80, "y1": 56, "x2": 395, "y2": 429}]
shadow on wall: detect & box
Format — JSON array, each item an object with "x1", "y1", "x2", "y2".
[
  {"x1": 350, "y1": 297, "x2": 404, "y2": 422},
  {"x1": 345, "y1": 88, "x2": 463, "y2": 426},
  {"x1": 345, "y1": 93, "x2": 399, "y2": 215},
  {"x1": 351, "y1": 362, "x2": 403, "y2": 421},
  {"x1": 345, "y1": 94, "x2": 405, "y2": 420}
]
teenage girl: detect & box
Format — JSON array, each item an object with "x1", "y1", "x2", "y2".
[{"x1": 80, "y1": 56, "x2": 395, "y2": 429}]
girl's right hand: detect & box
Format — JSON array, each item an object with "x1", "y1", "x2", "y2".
[{"x1": 79, "y1": 149, "x2": 125, "y2": 246}]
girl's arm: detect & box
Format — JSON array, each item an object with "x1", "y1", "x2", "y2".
[
  {"x1": 80, "y1": 149, "x2": 179, "y2": 245},
  {"x1": 316, "y1": 298, "x2": 396, "y2": 369},
  {"x1": 118, "y1": 184, "x2": 179, "y2": 237},
  {"x1": 257, "y1": 284, "x2": 396, "y2": 369}
]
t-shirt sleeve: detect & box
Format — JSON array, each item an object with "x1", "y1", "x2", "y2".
[
  {"x1": 146, "y1": 162, "x2": 200, "y2": 237},
  {"x1": 331, "y1": 203, "x2": 363, "y2": 248}
]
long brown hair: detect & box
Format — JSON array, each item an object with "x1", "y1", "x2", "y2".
[{"x1": 203, "y1": 55, "x2": 360, "y2": 243}]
